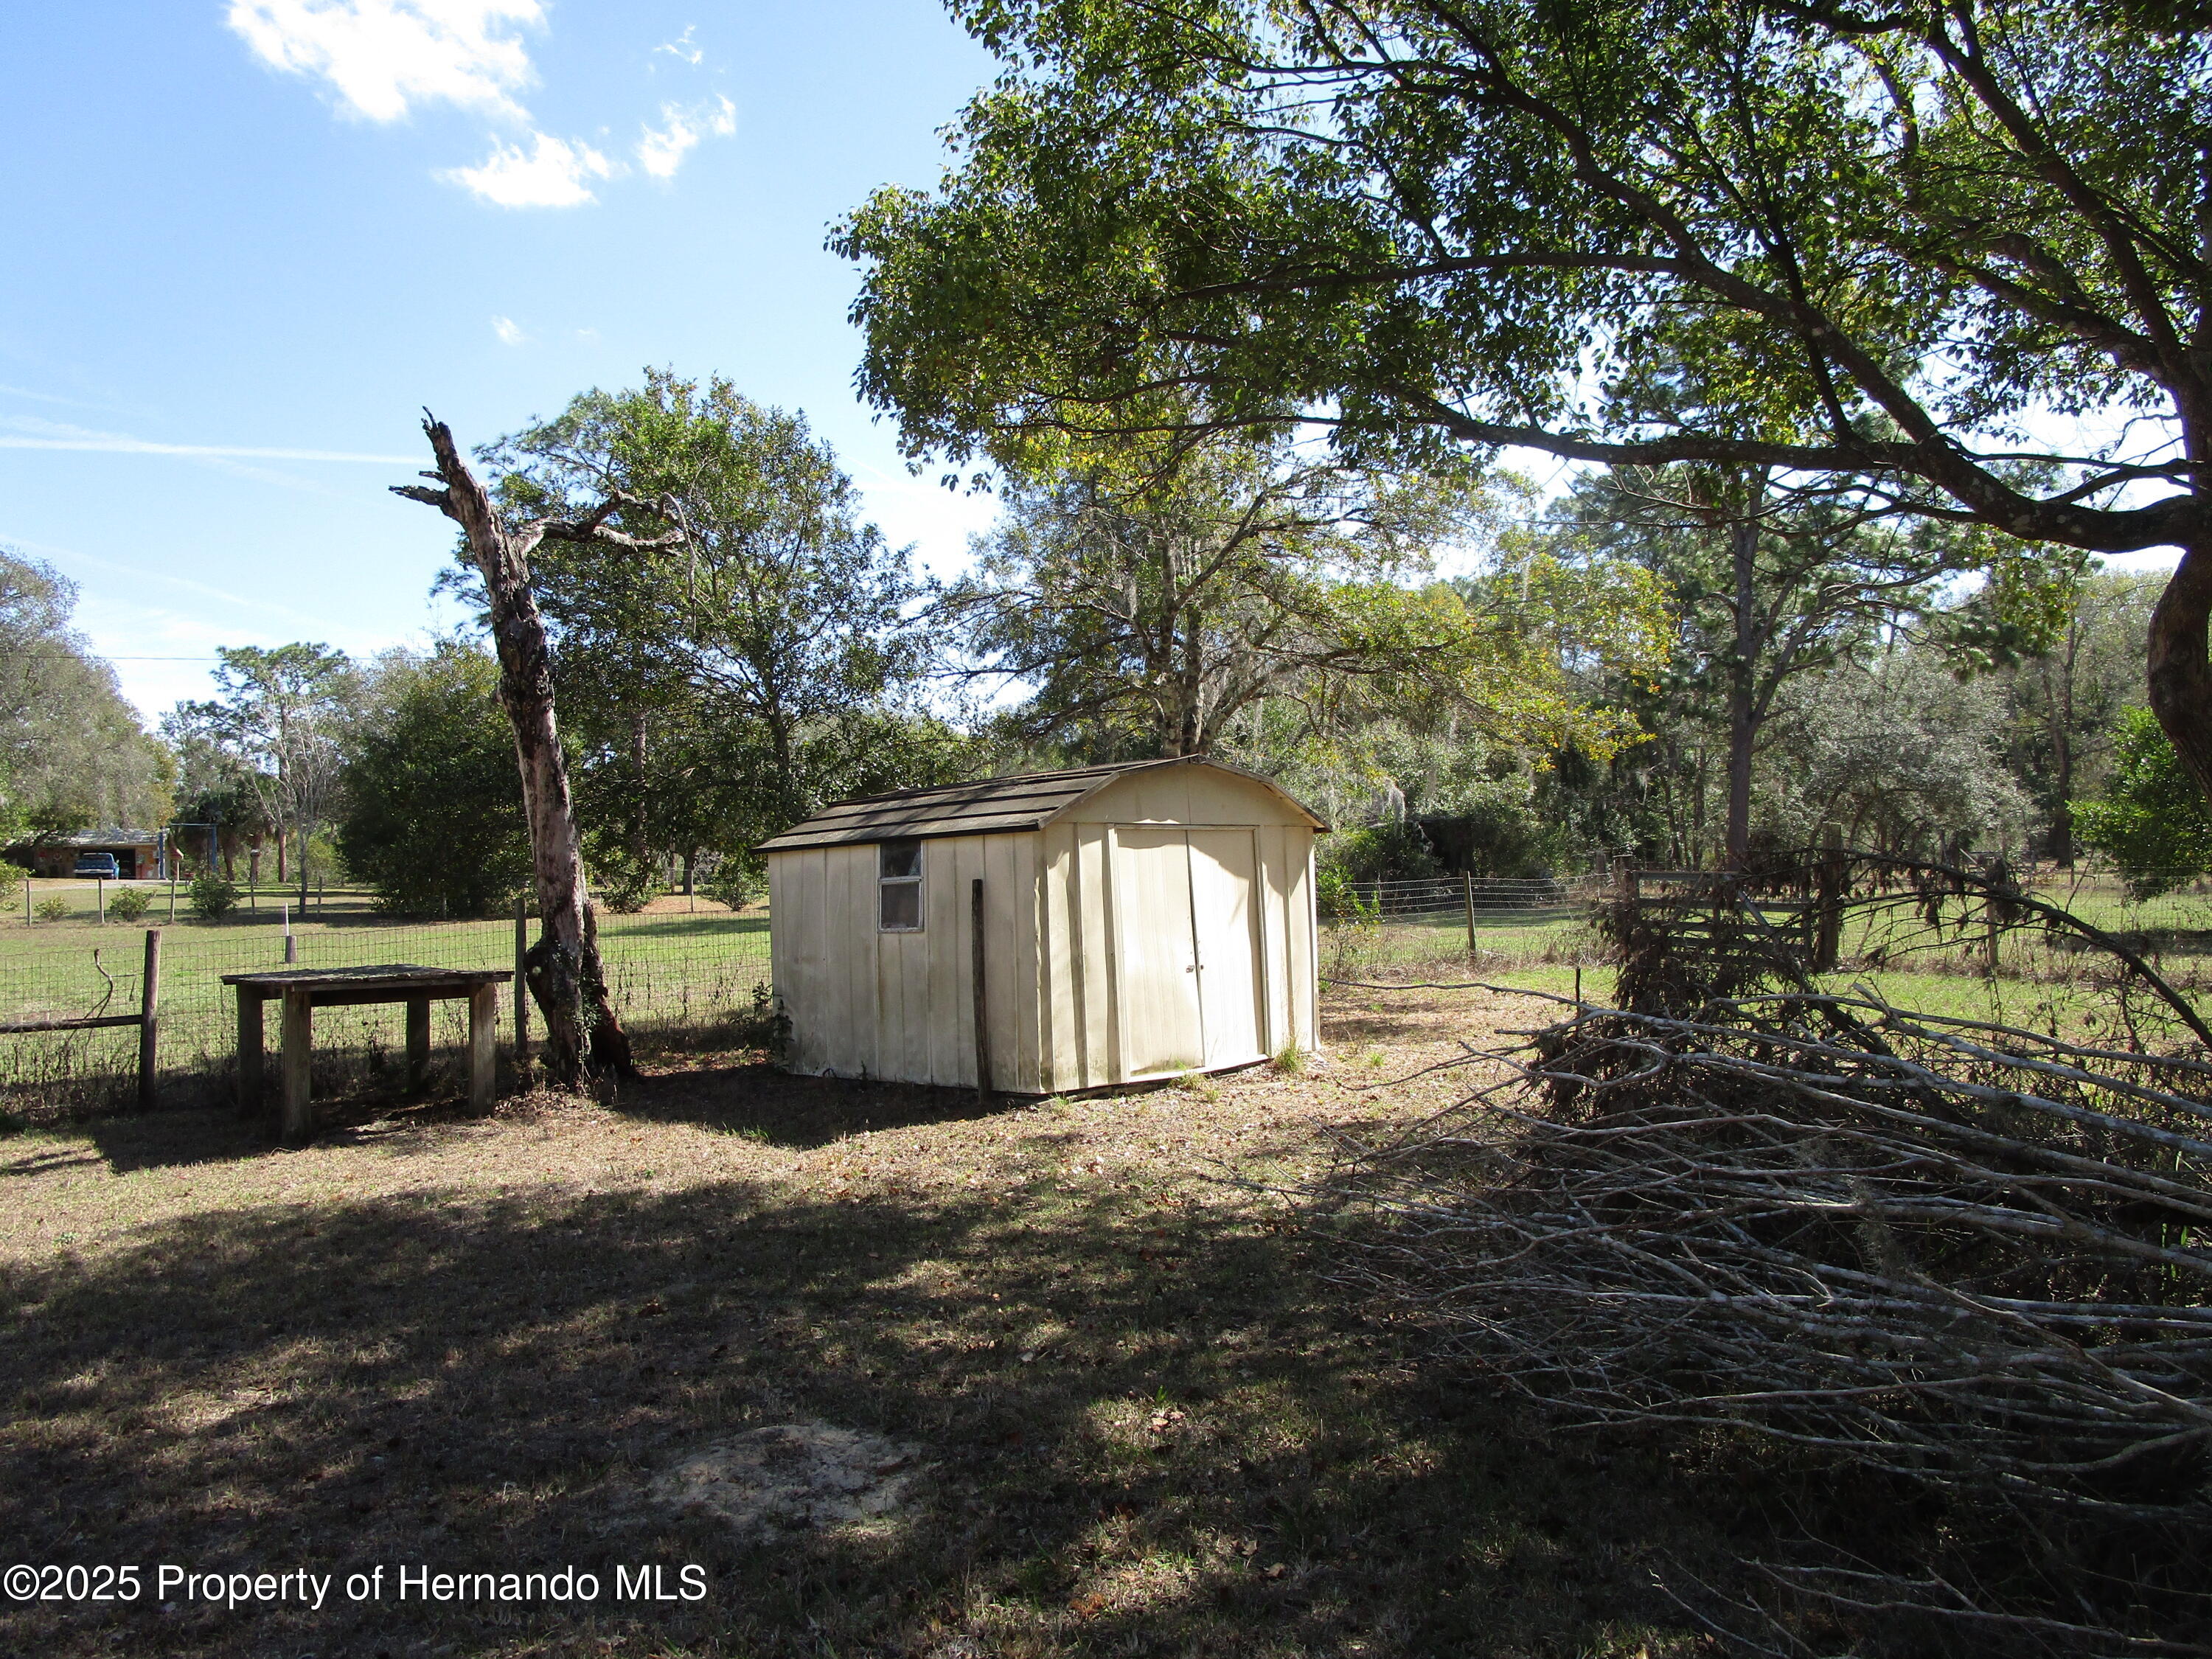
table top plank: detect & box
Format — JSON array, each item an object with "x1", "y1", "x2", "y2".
[{"x1": 221, "y1": 964, "x2": 514, "y2": 993}]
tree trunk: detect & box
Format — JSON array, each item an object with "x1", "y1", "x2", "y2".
[
  {"x1": 1723, "y1": 515, "x2": 1759, "y2": 871},
  {"x1": 395, "y1": 416, "x2": 635, "y2": 1088},
  {"x1": 629, "y1": 711, "x2": 650, "y2": 869},
  {"x1": 2050, "y1": 707, "x2": 2075, "y2": 869},
  {"x1": 2147, "y1": 543, "x2": 2212, "y2": 811}
]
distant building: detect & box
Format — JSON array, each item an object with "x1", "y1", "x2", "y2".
[{"x1": 5, "y1": 828, "x2": 166, "y2": 880}]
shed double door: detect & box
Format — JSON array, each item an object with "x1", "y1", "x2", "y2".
[{"x1": 1113, "y1": 827, "x2": 1265, "y2": 1077}]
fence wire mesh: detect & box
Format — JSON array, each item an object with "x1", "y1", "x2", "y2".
[
  {"x1": 1323, "y1": 875, "x2": 1600, "y2": 978},
  {"x1": 0, "y1": 905, "x2": 771, "y2": 1115}
]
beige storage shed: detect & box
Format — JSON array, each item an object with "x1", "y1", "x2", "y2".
[{"x1": 757, "y1": 757, "x2": 1326, "y2": 1094}]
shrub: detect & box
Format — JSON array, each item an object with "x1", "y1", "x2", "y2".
[
  {"x1": 1315, "y1": 863, "x2": 1378, "y2": 922},
  {"x1": 1320, "y1": 818, "x2": 1441, "y2": 884},
  {"x1": 2073, "y1": 706, "x2": 2212, "y2": 898},
  {"x1": 187, "y1": 873, "x2": 240, "y2": 921},
  {"x1": 105, "y1": 888, "x2": 151, "y2": 922},
  {"x1": 32, "y1": 896, "x2": 69, "y2": 922},
  {"x1": 591, "y1": 855, "x2": 659, "y2": 914},
  {"x1": 703, "y1": 856, "x2": 764, "y2": 911}
]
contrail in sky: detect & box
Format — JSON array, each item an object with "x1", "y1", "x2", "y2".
[{"x1": 0, "y1": 437, "x2": 414, "y2": 462}]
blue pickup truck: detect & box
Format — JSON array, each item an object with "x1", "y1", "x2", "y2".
[{"x1": 72, "y1": 852, "x2": 121, "y2": 879}]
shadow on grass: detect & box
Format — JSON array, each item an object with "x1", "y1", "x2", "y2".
[
  {"x1": 611, "y1": 1057, "x2": 1068, "y2": 1151},
  {"x1": 0, "y1": 1137, "x2": 1726, "y2": 1659}
]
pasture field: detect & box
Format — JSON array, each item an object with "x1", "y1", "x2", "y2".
[{"x1": 0, "y1": 887, "x2": 771, "y2": 1114}]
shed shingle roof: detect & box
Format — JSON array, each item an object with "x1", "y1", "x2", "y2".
[{"x1": 754, "y1": 757, "x2": 1324, "y2": 853}]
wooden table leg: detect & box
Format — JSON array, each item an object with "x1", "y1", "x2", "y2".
[
  {"x1": 406, "y1": 995, "x2": 431, "y2": 1095},
  {"x1": 281, "y1": 987, "x2": 314, "y2": 1144},
  {"x1": 467, "y1": 983, "x2": 498, "y2": 1112},
  {"x1": 237, "y1": 990, "x2": 264, "y2": 1116}
]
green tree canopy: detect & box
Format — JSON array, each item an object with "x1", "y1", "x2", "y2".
[
  {"x1": 947, "y1": 429, "x2": 1663, "y2": 763},
  {"x1": 835, "y1": 0, "x2": 2212, "y2": 802},
  {"x1": 2073, "y1": 706, "x2": 2212, "y2": 898},
  {"x1": 475, "y1": 371, "x2": 953, "y2": 857},
  {"x1": 335, "y1": 642, "x2": 533, "y2": 917},
  {"x1": 170, "y1": 643, "x2": 356, "y2": 894},
  {"x1": 0, "y1": 547, "x2": 170, "y2": 841},
  {"x1": 1543, "y1": 467, "x2": 1988, "y2": 864}
]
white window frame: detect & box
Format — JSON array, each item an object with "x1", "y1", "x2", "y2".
[{"x1": 878, "y1": 838, "x2": 924, "y2": 932}]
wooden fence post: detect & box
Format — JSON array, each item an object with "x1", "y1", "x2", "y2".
[
  {"x1": 137, "y1": 928, "x2": 161, "y2": 1110},
  {"x1": 1464, "y1": 872, "x2": 1477, "y2": 961},
  {"x1": 972, "y1": 877, "x2": 991, "y2": 1106},
  {"x1": 514, "y1": 892, "x2": 531, "y2": 1088}
]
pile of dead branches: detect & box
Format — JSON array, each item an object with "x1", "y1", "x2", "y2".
[{"x1": 1323, "y1": 990, "x2": 2212, "y2": 1525}]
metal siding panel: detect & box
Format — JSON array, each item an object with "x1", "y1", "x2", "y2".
[
  {"x1": 984, "y1": 834, "x2": 1019, "y2": 1093},
  {"x1": 827, "y1": 844, "x2": 866, "y2": 1078},
  {"x1": 789, "y1": 848, "x2": 830, "y2": 1074},
  {"x1": 1111, "y1": 827, "x2": 1203, "y2": 1076},
  {"x1": 1290, "y1": 831, "x2": 1317, "y2": 1048},
  {"x1": 877, "y1": 909, "x2": 923, "y2": 1086},
  {"x1": 926, "y1": 836, "x2": 966, "y2": 1087},
  {"x1": 1077, "y1": 823, "x2": 1110, "y2": 1087},
  {"x1": 859, "y1": 843, "x2": 888, "y2": 1079},
  {"x1": 1258, "y1": 823, "x2": 1292, "y2": 1054},
  {"x1": 1011, "y1": 834, "x2": 1041, "y2": 1093},
  {"x1": 1042, "y1": 827, "x2": 1074, "y2": 1093},
  {"x1": 1188, "y1": 828, "x2": 1265, "y2": 1066},
  {"x1": 953, "y1": 835, "x2": 984, "y2": 1091}
]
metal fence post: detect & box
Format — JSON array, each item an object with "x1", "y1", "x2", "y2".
[
  {"x1": 138, "y1": 928, "x2": 161, "y2": 1110},
  {"x1": 1464, "y1": 871, "x2": 1477, "y2": 960}
]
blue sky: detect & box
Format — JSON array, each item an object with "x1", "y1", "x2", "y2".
[{"x1": 0, "y1": 1, "x2": 1005, "y2": 719}]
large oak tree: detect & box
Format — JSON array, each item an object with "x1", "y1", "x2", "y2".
[{"x1": 836, "y1": 0, "x2": 2212, "y2": 804}]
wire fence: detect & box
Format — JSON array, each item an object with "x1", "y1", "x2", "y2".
[
  {"x1": 1324, "y1": 874, "x2": 1603, "y2": 978},
  {"x1": 1319, "y1": 865, "x2": 2212, "y2": 984},
  {"x1": 0, "y1": 906, "x2": 772, "y2": 1117},
  {"x1": 7, "y1": 861, "x2": 2208, "y2": 1115}
]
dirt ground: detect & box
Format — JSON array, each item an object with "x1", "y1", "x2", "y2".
[{"x1": 0, "y1": 984, "x2": 1737, "y2": 1658}]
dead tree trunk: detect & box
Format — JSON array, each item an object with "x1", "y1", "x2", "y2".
[{"x1": 393, "y1": 413, "x2": 681, "y2": 1088}]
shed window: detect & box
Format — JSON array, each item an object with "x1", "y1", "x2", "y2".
[{"x1": 878, "y1": 839, "x2": 923, "y2": 931}]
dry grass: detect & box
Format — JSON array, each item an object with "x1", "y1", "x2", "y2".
[{"x1": 0, "y1": 986, "x2": 1740, "y2": 1658}]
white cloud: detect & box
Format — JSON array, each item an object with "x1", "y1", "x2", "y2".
[
  {"x1": 226, "y1": 0, "x2": 544, "y2": 123},
  {"x1": 231, "y1": 1, "x2": 724, "y2": 210},
  {"x1": 490, "y1": 314, "x2": 528, "y2": 347},
  {"x1": 654, "y1": 24, "x2": 702, "y2": 66},
  {"x1": 636, "y1": 96, "x2": 735, "y2": 180},
  {"x1": 444, "y1": 131, "x2": 615, "y2": 207}
]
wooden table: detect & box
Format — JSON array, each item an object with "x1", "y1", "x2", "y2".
[{"x1": 223, "y1": 964, "x2": 513, "y2": 1142}]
